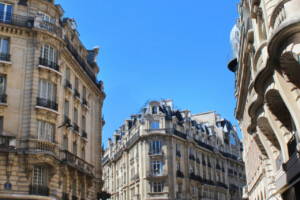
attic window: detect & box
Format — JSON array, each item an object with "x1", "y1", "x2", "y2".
[{"x1": 152, "y1": 106, "x2": 158, "y2": 114}]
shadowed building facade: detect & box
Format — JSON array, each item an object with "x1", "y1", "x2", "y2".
[
  {"x1": 229, "y1": 0, "x2": 300, "y2": 199},
  {"x1": 102, "y1": 100, "x2": 245, "y2": 200},
  {"x1": 0, "y1": 0, "x2": 105, "y2": 199}
]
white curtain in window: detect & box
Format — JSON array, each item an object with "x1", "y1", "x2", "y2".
[
  {"x1": 38, "y1": 79, "x2": 56, "y2": 101},
  {"x1": 37, "y1": 120, "x2": 54, "y2": 142}
]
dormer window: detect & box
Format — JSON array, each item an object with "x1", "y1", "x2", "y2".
[{"x1": 152, "y1": 106, "x2": 158, "y2": 114}]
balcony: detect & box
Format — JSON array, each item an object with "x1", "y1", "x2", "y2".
[
  {"x1": 64, "y1": 115, "x2": 71, "y2": 125},
  {"x1": 176, "y1": 170, "x2": 184, "y2": 178},
  {"x1": 39, "y1": 57, "x2": 60, "y2": 72},
  {"x1": 146, "y1": 170, "x2": 168, "y2": 179},
  {"x1": 81, "y1": 130, "x2": 87, "y2": 139},
  {"x1": 65, "y1": 80, "x2": 72, "y2": 90},
  {"x1": 189, "y1": 155, "x2": 195, "y2": 161},
  {"x1": 82, "y1": 98, "x2": 88, "y2": 107},
  {"x1": 29, "y1": 185, "x2": 49, "y2": 196},
  {"x1": 73, "y1": 123, "x2": 79, "y2": 133},
  {"x1": 0, "y1": 94, "x2": 7, "y2": 104},
  {"x1": 74, "y1": 89, "x2": 80, "y2": 99},
  {"x1": 0, "y1": 12, "x2": 34, "y2": 28},
  {"x1": 0, "y1": 135, "x2": 16, "y2": 148},
  {"x1": 60, "y1": 150, "x2": 94, "y2": 176},
  {"x1": 35, "y1": 19, "x2": 62, "y2": 38},
  {"x1": 62, "y1": 193, "x2": 69, "y2": 200},
  {"x1": 72, "y1": 196, "x2": 78, "y2": 200},
  {"x1": 173, "y1": 129, "x2": 187, "y2": 139},
  {"x1": 216, "y1": 182, "x2": 228, "y2": 189},
  {"x1": 36, "y1": 97, "x2": 58, "y2": 111},
  {"x1": 25, "y1": 139, "x2": 58, "y2": 156},
  {"x1": 0, "y1": 52, "x2": 11, "y2": 63},
  {"x1": 189, "y1": 173, "x2": 202, "y2": 183}
]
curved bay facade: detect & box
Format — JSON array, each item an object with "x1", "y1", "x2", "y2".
[
  {"x1": 229, "y1": 0, "x2": 300, "y2": 199},
  {"x1": 0, "y1": 0, "x2": 105, "y2": 199},
  {"x1": 102, "y1": 100, "x2": 245, "y2": 200}
]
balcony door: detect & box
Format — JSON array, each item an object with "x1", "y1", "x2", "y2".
[{"x1": 0, "y1": 3, "x2": 12, "y2": 23}]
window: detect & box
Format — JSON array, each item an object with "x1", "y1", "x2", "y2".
[
  {"x1": 38, "y1": 79, "x2": 56, "y2": 102},
  {"x1": 149, "y1": 140, "x2": 162, "y2": 155},
  {"x1": 73, "y1": 108, "x2": 78, "y2": 124},
  {"x1": 65, "y1": 68, "x2": 71, "y2": 81},
  {"x1": 151, "y1": 160, "x2": 163, "y2": 175},
  {"x1": 0, "y1": 75, "x2": 6, "y2": 95},
  {"x1": 40, "y1": 44, "x2": 57, "y2": 63},
  {"x1": 0, "y1": 116, "x2": 3, "y2": 134},
  {"x1": 82, "y1": 86, "x2": 86, "y2": 99},
  {"x1": 37, "y1": 120, "x2": 54, "y2": 142},
  {"x1": 73, "y1": 142, "x2": 77, "y2": 155},
  {"x1": 152, "y1": 106, "x2": 158, "y2": 114},
  {"x1": 63, "y1": 136, "x2": 68, "y2": 150},
  {"x1": 64, "y1": 100, "x2": 69, "y2": 117},
  {"x1": 0, "y1": 38, "x2": 9, "y2": 57},
  {"x1": 72, "y1": 178, "x2": 77, "y2": 196},
  {"x1": 75, "y1": 77, "x2": 79, "y2": 90},
  {"x1": 150, "y1": 121, "x2": 160, "y2": 129},
  {"x1": 81, "y1": 146, "x2": 85, "y2": 160},
  {"x1": 151, "y1": 182, "x2": 164, "y2": 193},
  {"x1": 32, "y1": 166, "x2": 48, "y2": 186},
  {"x1": 41, "y1": 13, "x2": 56, "y2": 24},
  {"x1": 0, "y1": 3, "x2": 13, "y2": 23},
  {"x1": 81, "y1": 115, "x2": 86, "y2": 131}
]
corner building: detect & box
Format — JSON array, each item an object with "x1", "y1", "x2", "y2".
[
  {"x1": 102, "y1": 100, "x2": 245, "y2": 200},
  {"x1": 0, "y1": 0, "x2": 105, "y2": 199},
  {"x1": 229, "y1": 0, "x2": 300, "y2": 199}
]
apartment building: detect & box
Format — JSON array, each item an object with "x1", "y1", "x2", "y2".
[
  {"x1": 229, "y1": 0, "x2": 300, "y2": 199},
  {"x1": 102, "y1": 100, "x2": 245, "y2": 200},
  {"x1": 0, "y1": 0, "x2": 105, "y2": 199}
]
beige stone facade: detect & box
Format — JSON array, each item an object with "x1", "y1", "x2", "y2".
[
  {"x1": 0, "y1": 0, "x2": 105, "y2": 200},
  {"x1": 229, "y1": 0, "x2": 300, "y2": 199},
  {"x1": 102, "y1": 100, "x2": 245, "y2": 200}
]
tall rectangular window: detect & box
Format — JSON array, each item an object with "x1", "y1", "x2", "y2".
[
  {"x1": 82, "y1": 86, "x2": 86, "y2": 99},
  {"x1": 38, "y1": 79, "x2": 56, "y2": 102},
  {"x1": 65, "y1": 68, "x2": 70, "y2": 81},
  {"x1": 73, "y1": 108, "x2": 78, "y2": 124},
  {"x1": 0, "y1": 74, "x2": 6, "y2": 95},
  {"x1": 150, "y1": 121, "x2": 160, "y2": 129},
  {"x1": 149, "y1": 140, "x2": 161, "y2": 155},
  {"x1": 151, "y1": 182, "x2": 164, "y2": 193},
  {"x1": 81, "y1": 115, "x2": 86, "y2": 131},
  {"x1": 0, "y1": 38, "x2": 9, "y2": 56},
  {"x1": 32, "y1": 166, "x2": 48, "y2": 186},
  {"x1": 73, "y1": 142, "x2": 77, "y2": 155},
  {"x1": 0, "y1": 116, "x2": 3, "y2": 135},
  {"x1": 63, "y1": 136, "x2": 68, "y2": 150},
  {"x1": 0, "y1": 3, "x2": 13, "y2": 23},
  {"x1": 40, "y1": 44, "x2": 57, "y2": 63},
  {"x1": 151, "y1": 160, "x2": 162, "y2": 176},
  {"x1": 37, "y1": 120, "x2": 54, "y2": 142},
  {"x1": 64, "y1": 100, "x2": 69, "y2": 117},
  {"x1": 75, "y1": 77, "x2": 79, "y2": 90}
]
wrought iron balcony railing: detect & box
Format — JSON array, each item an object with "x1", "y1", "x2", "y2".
[
  {"x1": 60, "y1": 150, "x2": 94, "y2": 176},
  {"x1": 82, "y1": 98, "x2": 88, "y2": 107},
  {"x1": 0, "y1": 12, "x2": 34, "y2": 28},
  {"x1": 65, "y1": 80, "x2": 72, "y2": 89},
  {"x1": 0, "y1": 135, "x2": 16, "y2": 148},
  {"x1": 73, "y1": 123, "x2": 79, "y2": 132},
  {"x1": 288, "y1": 134, "x2": 297, "y2": 157},
  {"x1": 74, "y1": 89, "x2": 80, "y2": 99},
  {"x1": 81, "y1": 130, "x2": 87, "y2": 138},
  {"x1": 176, "y1": 170, "x2": 184, "y2": 178},
  {"x1": 0, "y1": 94, "x2": 7, "y2": 103},
  {"x1": 37, "y1": 97, "x2": 58, "y2": 111},
  {"x1": 0, "y1": 53, "x2": 10, "y2": 62},
  {"x1": 37, "y1": 20, "x2": 62, "y2": 38},
  {"x1": 62, "y1": 193, "x2": 69, "y2": 200},
  {"x1": 29, "y1": 185, "x2": 49, "y2": 196},
  {"x1": 39, "y1": 57, "x2": 59, "y2": 72}
]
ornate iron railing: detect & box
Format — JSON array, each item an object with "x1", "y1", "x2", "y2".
[
  {"x1": 37, "y1": 97, "x2": 58, "y2": 111},
  {"x1": 39, "y1": 57, "x2": 59, "y2": 71}
]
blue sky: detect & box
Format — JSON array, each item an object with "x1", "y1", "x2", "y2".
[{"x1": 56, "y1": 0, "x2": 240, "y2": 144}]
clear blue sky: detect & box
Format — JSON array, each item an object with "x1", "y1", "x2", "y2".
[{"x1": 56, "y1": 0, "x2": 240, "y2": 145}]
